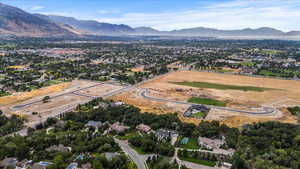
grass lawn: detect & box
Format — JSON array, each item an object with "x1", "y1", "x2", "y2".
[
  {"x1": 178, "y1": 137, "x2": 200, "y2": 150},
  {"x1": 129, "y1": 144, "x2": 148, "y2": 155},
  {"x1": 172, "y1": 81, "x2": 270, "y2": 92},
  {"x1": 240, "y1": 62, "x2": 255, "y2": 66},
  {"x1": 194, "y1": 112, "x2": 206, "y2": 118},
  {"x1": 179, "y1": 156, "x2": 216, "y2": 167},
  {"x1": 188, "y1": 97, "x2": 226, "y2": 107}
]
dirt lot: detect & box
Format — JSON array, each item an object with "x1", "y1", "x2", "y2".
[
  {"x1": 75, "y1": 83, "x2": 124, "y2": 97},
  {"x1": 113, "y1": 71, "x2": 300, "y2": 127},
  {"x1": 0, "y1": 80, "x2": 125, "y2": 127},
  {"x1": 0, "y1": 82, "x2": 71, "y2": 106},
  {"x1": 141, "y1": 71, "x2": 300, "y2": 107}
]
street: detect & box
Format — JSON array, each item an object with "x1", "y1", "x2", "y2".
[{"x1": 114, "y1": 138, "x2": 147, "y2": 169}]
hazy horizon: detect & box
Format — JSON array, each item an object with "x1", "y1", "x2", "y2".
[{"x1": 1, "y1": 0, "x2": 300, "y2": 32}]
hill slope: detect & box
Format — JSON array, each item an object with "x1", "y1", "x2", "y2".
[
  {"x1": 0, "y1": 3, "x2": 74, "y2": 37},
  {"x1": 38, "y1": 15, "x2": 135, "y2": 35}
]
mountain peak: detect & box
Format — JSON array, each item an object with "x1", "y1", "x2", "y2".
[{"x1": 0, "y1": 3, "x2": 74, "y2": 37}]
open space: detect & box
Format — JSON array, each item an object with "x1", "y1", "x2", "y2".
[
  {"x1": 188, "y1": 97, "x2": 226, "y2": 107},
  {"x1": 179, "y1": 156, "x2": 216, "y2": 167},
  {"x1": 178, "y1": 137, "x2": 200, "y2": 150},
  {"x1": 0, "y1": 80, "x2": 127, "y2": 127},
  {"x1": 113, "y1": 71, "x2": 300, "y2": 127},
  {"x1": 171, "y1": 81, "x2": 271, "y2": 92}
]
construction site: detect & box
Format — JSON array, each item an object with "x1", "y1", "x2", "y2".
[
  {"x1": 112, "y1": 71, "x2": 300, "y2": 127},
  {"x1": 0, "y1": 80, "x2": 128, "y2": 127}
]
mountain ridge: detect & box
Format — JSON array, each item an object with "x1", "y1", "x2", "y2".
[
  {"x1": 0, "y1": 3, "x2": 74, "y2": 37},
  {"x1": 36, "y1": 14, "x2": 135, "y2": 35},
  {"x1": 0, "y1": 2, "x2": 299, "y2": 38}
]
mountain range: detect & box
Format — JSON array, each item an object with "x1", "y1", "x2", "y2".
[{"x1": 0, "y1": 2, "x2": 299, "y2": 38}]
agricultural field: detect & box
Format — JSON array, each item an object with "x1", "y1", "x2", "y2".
[{"x1": 113, "y1": 71, "x2": 300, "y2": 127}]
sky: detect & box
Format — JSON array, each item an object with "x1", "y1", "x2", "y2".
[{"x1": 1, "y1": 0, "x2": 300, "y2": 31}]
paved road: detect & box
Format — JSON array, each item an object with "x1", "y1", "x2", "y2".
[
  {"x1": 12, "y1": 81, "x2": 133, "y2": 109},
  {"x1": 182, "y1": 161, "x2": 218, "y2": 169},
  {"x1": 13, "y1": 82, "x2": 106, "y2": 109},
  {"x1": 173, "y1": 148, "x2": 218, "y2": 169},
  {"x1": 140, "y1": 89, "x2": 276, "y2": 115},
  {"x1": 114, "y1": 139, "x2": 147, "y2": 169},
  {"x1": 102, "y1": 85, "x2": 134, "y2": 98}
]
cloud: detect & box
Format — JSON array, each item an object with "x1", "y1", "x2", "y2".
[
  {"x1": 95, "y1": 0, "x2": 300, "y2": 31},
  {"x1": 30, "y1": 6, "x2": 45, "y2": 11}
]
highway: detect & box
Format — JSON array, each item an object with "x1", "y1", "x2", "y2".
[
  {"x1": 114, "y1": 138, "x2": 147, "y2": 169},
  {"x1": 140, "y1": 89, "x2": 276, "y2": 115}
]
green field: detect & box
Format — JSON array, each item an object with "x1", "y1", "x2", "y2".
[
  {"x1": 240, "y1": 62, "x2": 255, "y2": 66},
  {"x1": 194, "y1": 112, "x2": 206, "y2": 118},
  {"x1": 172, "y1": 81, "x2": 270, "y2": 92},
  {"x1": 178, "y1": 137, "x2": 200, "y2": 150},
  {"x1": 179, "y1": 156, "x2": 216, "y2": 167},
  {"x1": 188, "y1": 97, "x2": 226, "y2": 107}
]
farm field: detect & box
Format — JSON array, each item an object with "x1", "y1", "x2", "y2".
[{"x1": 113, "y1": 71, "x2": 300, "y2": 127}]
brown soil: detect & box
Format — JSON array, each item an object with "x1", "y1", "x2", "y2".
[{"x1": 113, "y1": 71, "x2": 300, "y2": 127}]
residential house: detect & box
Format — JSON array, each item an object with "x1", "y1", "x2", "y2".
[
  {"x1": 184, "y1": 105, "x2": 210, "y2": 118},
  {"x1": 67, "y1": 163, "x2": 78, "y2": 169},
  {"x1": 46, "y1": 144, "x2": 72, "y2": 152},
  {"x1": 93, "y1": 102, "x2": 109, "y2": 109},
  {"x1": 111, "y1": 122, "x2": 130, "y2": 133},
  {"x1": 198, "y1": 137, "x2": 225, "y2": 149},
  {"x1": 110, "y1": 101, "x2": 124, "y2": 107},
  {"x1": 0, "y1": 158, "x2": 18, "y2": 168},
  {"x1": 31, "y1": 161, "x2": 53, "y2": 169},
  {"x1": 85, "y1": 121, "x2": 103, "y2": 129},
  {"x1": 136, "y1": 124, "x2": 152, "y2": 134},
  {"x1": 155, "y1": 129, "x2": 179, "y2": 141}
]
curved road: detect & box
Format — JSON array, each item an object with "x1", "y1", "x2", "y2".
[{"x1": 140, "y1": 89, "x2": 276, "y2": 115}]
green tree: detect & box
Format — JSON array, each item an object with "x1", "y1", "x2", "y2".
[{"x1": 43, "y1": 96, "x2": 51, "y2": 103}]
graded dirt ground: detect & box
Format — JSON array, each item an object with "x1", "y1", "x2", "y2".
[
  {"x1": 1, "y1": 80, "x2": 125, "y2": 127},
  {"x1": 113, "y1": 71, "x2": 300, "y2": 127},
  {"x1": 0, "y1": 82, "x2": 71, "y2": 106},
  {"x1": 141, "y1": 71, "x2": 300, "y2": 108}
]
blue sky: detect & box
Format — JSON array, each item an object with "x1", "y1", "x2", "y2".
[{"x1": 1, "y1": 0, "x2": 300, "y2": 31}]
